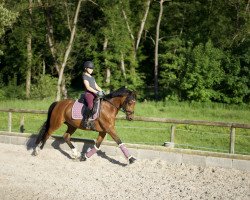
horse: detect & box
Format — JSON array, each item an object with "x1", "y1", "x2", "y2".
[{"x1": 33, "y1": 86, "x2": 137, "y2": 164}]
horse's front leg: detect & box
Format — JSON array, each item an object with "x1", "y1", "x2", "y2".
[
  {"x1": 80, "y1": 132, "x2": 106, "y2": 161},
  {"x1": 109, "y1": 130, "x2": 136, "y2": 164}
]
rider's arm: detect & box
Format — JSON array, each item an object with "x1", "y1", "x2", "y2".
[
  {"x1": 84, "y1": 80, "x2": 98, "y2": 94},
  {"x1": 95, "y1": 83, "x2": 102, "y2": 92}
]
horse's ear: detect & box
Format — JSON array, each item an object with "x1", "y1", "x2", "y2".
[{"x1": 132, "y1": 91, "x2": 137, "y2": 99}]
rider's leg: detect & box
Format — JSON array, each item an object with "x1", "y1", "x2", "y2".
[{"x1": 81, "y1": 92, "x2": 95, "y2": 127}]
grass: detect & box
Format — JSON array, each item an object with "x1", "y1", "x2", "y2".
[{"x1": 0, "y1": 98, "x2": 250, "y2": 155}]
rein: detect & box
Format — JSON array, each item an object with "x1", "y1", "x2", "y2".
[{"x1": 102, "y1": 97, "x2": 134, "y2": 115}]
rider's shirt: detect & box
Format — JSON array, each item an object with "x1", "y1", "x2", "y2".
[{"x1": 83, "y1": 74, "x2": 97, "y2": 91}]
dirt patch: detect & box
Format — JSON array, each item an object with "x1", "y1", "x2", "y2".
[{"x1": 0, "y1": 143, "x2": 249, "y2": 200}]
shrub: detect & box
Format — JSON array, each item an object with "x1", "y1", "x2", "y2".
[{"x1": 31, "y1": 75, "x2": 57, "y2": 99}]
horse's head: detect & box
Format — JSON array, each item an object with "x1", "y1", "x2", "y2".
[{"x1": 121, "y1": 91, "x2": 136, "y2": 121}]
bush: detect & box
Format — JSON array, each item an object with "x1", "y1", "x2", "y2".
[
  {"x1": 31, "y1": 75, "x2": 57, "y2": 99},
  {"x1": 2, "y1": 74, "x2": 26, "y2": 99},
  {"x1": 0, "y1": 89, "x2": 5, "y2": 100}
]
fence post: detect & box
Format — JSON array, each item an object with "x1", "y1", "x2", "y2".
[
  {"x1": 170, "y1": 125, "x2": 176, "y2": 143},
  {"x1": 229, "y1": 127, "x2": 235, "y2": 154},
  {"x1": 20, "y1": 115, "x2": 25, "y2": 133},
  {"x1": 8, "y1": 112, "x2": 12, "y2": 132}
]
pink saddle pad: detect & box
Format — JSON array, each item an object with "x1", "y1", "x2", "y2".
[
  {"x1": 72, "y1": 100, "x2": 101, "y2": 120},
  {"x1": 72, "y1": 100, "x2": 84, "y2": 119}
]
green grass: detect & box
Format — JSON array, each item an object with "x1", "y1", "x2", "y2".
[{"x1": 0, "y1": 98, "x2": 250, "y2": 155}]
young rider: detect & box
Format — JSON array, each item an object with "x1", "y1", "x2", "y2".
[{"x1": 82, "y1": 61, "x2": 104, "y2": 127}]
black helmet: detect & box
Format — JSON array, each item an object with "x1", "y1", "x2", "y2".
[{"x1": 84, "y1": 61, "x2": 94, "y2": 69}]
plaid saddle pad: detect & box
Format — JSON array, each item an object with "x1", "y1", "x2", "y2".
[{"x1": 71, "y1": 99, "x2": 101, "y2": 120}]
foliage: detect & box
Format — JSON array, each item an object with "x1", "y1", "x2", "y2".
[
  {"x1": 31, "y1": 75, "x2": 57, "y2": 99},
  {"x1": 0, "y1": 3, "x2": 18, "y2": 55},
  {"x1": 0, "y1": 0, "x2": 249, "y2": 103},
  {"x1": 0, "y1": 3, "x2": 18, "y2": 37},
  {"x1": 0, "y1": 74, "x2": 26, "y2": 99},
  {"x1": 181, "y1": 40, "x2": 225, "y2": 102}
]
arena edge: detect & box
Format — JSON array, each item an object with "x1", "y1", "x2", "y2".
[{"x1": 0, "y1": 131, "x2": 249, "y2": 172}]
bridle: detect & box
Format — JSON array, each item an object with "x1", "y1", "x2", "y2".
[{"x1": 102, "y1": 95, "x2": 135, "y2": 116}]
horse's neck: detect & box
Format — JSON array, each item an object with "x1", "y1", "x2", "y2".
[{"x1": 109, "y1": 96, "x2": 125, "y2": 109}]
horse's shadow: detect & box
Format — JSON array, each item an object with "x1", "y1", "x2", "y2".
[
  {"x1": 50, "y1": 139, "x2": 127, "y2": 166},
  {"x1": 81, "y1": 143, "x2": 127, "y2": 167},
  {"x1": 26, "y1": 136, "x2": 127, "y2": 166},
  {"x1": 26, "y1": 136, "x2": 36, "y2": 150},
  {"x1": 97, "y1": 150, "x2": 127, "y2": 167},
  {"x1": 51, "y1": 139, "x2": 72, "y2": 160}
]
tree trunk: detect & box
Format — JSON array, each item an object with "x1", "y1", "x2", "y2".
[
  {"x1": 26, "y1": 37, "x2": 32, "y2": 99},
  {"x1": 42, "y1": 59, "x2": 45, "y2": 75},
  {"x1": 26, "y1": 0, "x2": 33, "y2": 99},
  {"x1": 122, "y1": 1, "x2": 151, "y2": 55},
  {"x1": 61, "y1": 75, "x2": 67, "y2": 99},
  {"x1": 105, "y1": 68, "x2": 111, "y2": 91},
  {"x1": 120, "y1": 52, "x2": 126, "y2": 79},
  {"x1": 103, "y1": 37, "x2": 111, "y2": 93},
  {"x1": 136, "y1": 0, "x2": 151, "y2": 51},
  {"x1": 154, "y1": 0, "x2": 164, "y2": 99},
  {"x1": 122, "y1": 9, "x2": 135, "y2": 41}
]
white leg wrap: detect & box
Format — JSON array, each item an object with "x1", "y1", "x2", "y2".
[{"x1": 71, "y1": 148, "x2": 80, "y2": 158}]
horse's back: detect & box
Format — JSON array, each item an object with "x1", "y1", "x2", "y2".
[{"x1": 52, "y1": 99, "x2": 75, "y2": 121}]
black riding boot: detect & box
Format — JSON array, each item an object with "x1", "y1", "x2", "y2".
[{"x1": 81, "y1": 107, "x2": 91, "y2": 128}]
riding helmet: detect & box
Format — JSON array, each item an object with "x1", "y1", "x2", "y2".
[{"x1": 84, "y1": 61, "x2": 94, "y2": 69}]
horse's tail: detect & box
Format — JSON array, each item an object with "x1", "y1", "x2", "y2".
[{"x1": 35, "y1": 101, "x2": 58, "y2": 145}]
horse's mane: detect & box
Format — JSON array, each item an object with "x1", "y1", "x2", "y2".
[{"x1": 104, "y1": 86, "x2": 133, "y2": 99}]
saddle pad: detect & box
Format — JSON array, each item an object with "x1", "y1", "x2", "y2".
[
  {"x1": 72, "y1": 100, "x2": 84, "y2": 119},
  {"x1": 71, "y1": 100, "x2": 101, "y2": 120}
]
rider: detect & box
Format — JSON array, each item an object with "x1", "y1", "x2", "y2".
[{"x1": 82, "y1": 61, "x2": 104, "y2": 127}]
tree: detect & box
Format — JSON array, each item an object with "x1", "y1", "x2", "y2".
[
  {"x1": 180, "y1": 40, "x2": 224, "y2": 102},
  {"x1": 154, "y1": 0, "x2": 169, "y2": 99},
  {"x1": 26, "y1": 0, "x2": 33, "y2": 98},
  {"x1": 39, "y1": 0, "x2": 83, "y2": 101}
]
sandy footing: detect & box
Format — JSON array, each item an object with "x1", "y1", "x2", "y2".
[{"x1": 0, "y1": 143, "x2": 249, "y2": 200}]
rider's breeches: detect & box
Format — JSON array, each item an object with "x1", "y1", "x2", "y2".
[{"x1": 84, "y1": 91, "x2": 96, "y2": 110}]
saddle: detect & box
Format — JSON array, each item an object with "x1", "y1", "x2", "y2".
[{"x1": 72, "y1": 94, "x2": 101, "y2": 123}]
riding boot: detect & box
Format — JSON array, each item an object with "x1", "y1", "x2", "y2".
[{"x1": 81, "y1": 107, "x2": 91, "y2": 128}]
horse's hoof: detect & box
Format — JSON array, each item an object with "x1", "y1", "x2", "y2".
[
  {"x1": 32, "y1": 148, "x2": 39, "y2": 156},
  {"x1": 71, "y1": 155, "x2": 80, "y2": 160},
  {"x1": 129, "y1": 157, "x2": 136, "y2": 164},
  {"x1": 80, "y1": 155, "x2": 87, "y2": 162},
  {"x1": 71, "y1": 148, "x2": 81, "y2": 159}
]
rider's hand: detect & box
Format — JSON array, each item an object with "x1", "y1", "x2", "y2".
[{"x1": 97, "y1": 91, "x2": 104, "y2": 98}]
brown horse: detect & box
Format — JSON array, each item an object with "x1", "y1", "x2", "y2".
[{"x1": 33, "y1": 87, "x2": 136, "y2": 164}]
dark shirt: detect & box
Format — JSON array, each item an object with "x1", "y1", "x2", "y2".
[{"x1": 83, "y1": 74, "x2": 97, "y2": 91}]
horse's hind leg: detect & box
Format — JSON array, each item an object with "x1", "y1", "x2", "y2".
[
  {"x1": 63, "y1": 124, "x2": 79, "y2": 159},
  {"x1": 33, "y1": 128, "x2": 55, "y2": 156},
  {"x1": 40, "y1": 117, "x2": 64, "y2": 150}
]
